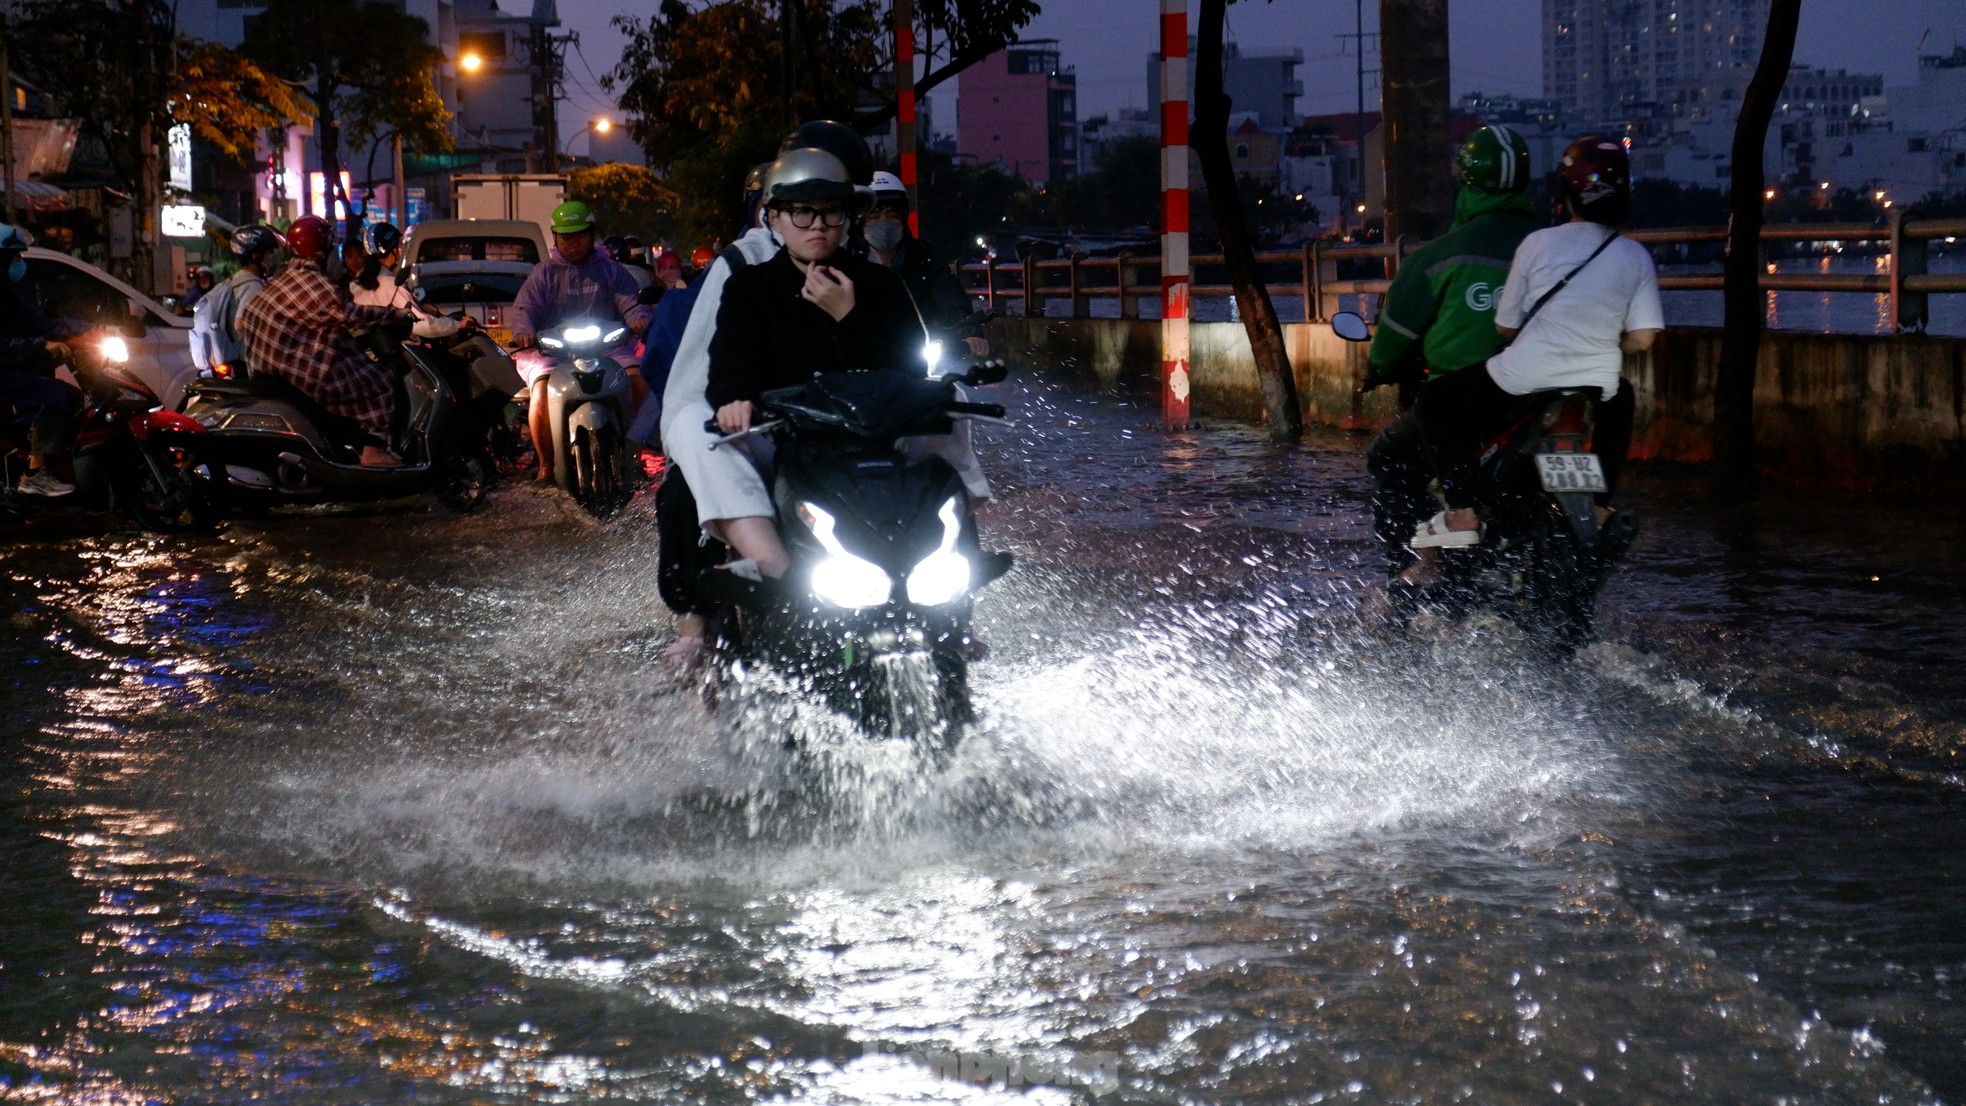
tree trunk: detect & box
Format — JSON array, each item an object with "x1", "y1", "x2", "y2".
[
  {"x1": 1378, "y1": 0, "x2": 1452, "y2": 243},
  {"x1": 1194, "y1": 0, "x2": 1301, "y2": 442},
  {"x1": 1712, "y1": 0, "x2": 1802, "y2": 503},
  {"x1": 314, "y1": 64, "x2": 346, "y2": 229}
]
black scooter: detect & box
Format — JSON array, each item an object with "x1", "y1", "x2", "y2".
[
  {"x1": 179, "y1": 321, "x2": 513, "y2": 513},
  {"x1": 694, "y1": 363, "x2": 1014, "y2": 749},
  {"x1": 1335, "y1": 311, "x2": 1638, "y2": 649}
]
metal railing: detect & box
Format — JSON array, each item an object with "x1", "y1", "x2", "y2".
[{"x1": 960, "y1": 212, "x2": 1966, "y2": 332}]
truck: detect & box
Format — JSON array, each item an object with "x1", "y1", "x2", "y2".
[{"x1": 449, "y1": 173, "x2": 569, "y2": 230}]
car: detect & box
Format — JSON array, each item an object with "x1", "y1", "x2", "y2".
[
  {"x1": 400, "y1": 218, "x2": 548, "y2": 350},
  {"x1": 16, "y1": 247, "x2": 198, "y2": 410}
]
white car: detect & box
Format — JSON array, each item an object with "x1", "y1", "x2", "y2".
[
  {"x1": 17, "y1": 247, "x2": 198, "y2": 410},
  {"x1": 400, "y1": 219, "x2": 550, "y2": 350}
]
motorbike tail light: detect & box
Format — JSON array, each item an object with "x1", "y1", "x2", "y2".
[
  {"x1": 213, "y1": 362, "x2": 236, "y2": 380},
  {"x1": 1545, "y1": 396, "x2": 1591, "y2": 435}
]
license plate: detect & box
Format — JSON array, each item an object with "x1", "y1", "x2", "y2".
[
  {"x1": 486, "y1": 327, "x2": 512, "y2": 348},
  {"x1": 1536, "y1": 451, "x2": 1608, "y2": 493}
]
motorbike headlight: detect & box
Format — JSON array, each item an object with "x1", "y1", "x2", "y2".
[
  {"x1": 603, "y1": 326, "x2": 627, "y2": 344},
  {"x1": 100, "y1": 335, "x2": 130, "y2": 363},
  {"x1": 905, "y1": 496, "x2": 971, "y2": 605},
  {"x1": 812, "y1": 555, "x2": 893, "y2": 608},
  {"x1": 799, "y1": 501, "x2": 893, "y2": 609},
  {"x1": 564, "y1": 324, "x2": 602, "y2": 344},
  {"x1": 923, "y1": 339, "x2": 944, "y2": 378},
  {"x1": 539, "y1": 336, "x2": 565, "y2": 349},
  {"x1": 906, "y1": 550, "x2": 971, "y2": 605}
]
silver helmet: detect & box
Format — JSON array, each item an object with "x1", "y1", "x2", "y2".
[{"x1": 762, "y1": 147, "x2": 860, "y2": 208}]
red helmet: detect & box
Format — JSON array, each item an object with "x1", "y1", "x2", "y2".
[
  {"x1": 690, "y1": 246, "x2": 715, "y2": 269},
  {"x1": 285, "y1": 215, "x2": 334, "y2": 260},
  {"x1": 1558, "y1": 135, "x2": 1631, "y2": 222}
]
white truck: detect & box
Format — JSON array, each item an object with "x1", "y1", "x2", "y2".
[{"x1": 449, "y1": 174, "x2": 569, "y2": 229}]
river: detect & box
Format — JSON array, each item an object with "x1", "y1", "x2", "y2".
[{"x1": 3, "y1": 377, "x2": 1963, "y2": 1103}]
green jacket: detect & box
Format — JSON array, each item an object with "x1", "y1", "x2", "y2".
[{"x1": 1365, "y1": 188, "x2": 1542, "y2": 387}]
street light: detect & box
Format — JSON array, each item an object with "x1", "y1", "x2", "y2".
[
  {"x1": 558, "y1": 117, "x2": 615, "y2": 166},
  {"x1": 459, "y1": 51, "x2": 484, "y2": 74}
]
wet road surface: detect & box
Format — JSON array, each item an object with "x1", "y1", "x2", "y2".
[{"x1": 3, "y1": 377, "x2": 1964, "y2": 1103}]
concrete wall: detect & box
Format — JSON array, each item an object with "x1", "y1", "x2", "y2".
[{"x1": 988, "y1": 316, "x2": 1966, "y2": 492}]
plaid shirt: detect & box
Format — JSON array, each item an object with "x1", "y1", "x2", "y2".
[{"x1": 239, "y1": 257, "x2": 397, "y2": 438}]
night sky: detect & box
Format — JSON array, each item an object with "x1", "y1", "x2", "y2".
[{"x1": 550, "y1": 0, "x2": 1965, "y2": 132}]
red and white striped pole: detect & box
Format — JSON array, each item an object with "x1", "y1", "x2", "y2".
[
  {"x1": 895, "y1": 0, "x2": 920, "y2": 237},
  {"x1": 1160, "y1": 0, "x2": 1191, "y2": 430}
]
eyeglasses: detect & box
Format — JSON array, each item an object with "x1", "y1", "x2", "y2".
[{"x1": 779, "y1": 205, "x2": 849, "y2": 229}]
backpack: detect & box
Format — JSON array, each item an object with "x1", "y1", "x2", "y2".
[{"x1": 190, "y1": 271, "x2": 262, "y2": 370}]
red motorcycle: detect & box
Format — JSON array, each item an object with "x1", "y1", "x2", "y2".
[{"x1": 2, "y1": 332, "x2": 225, "y2": 532}]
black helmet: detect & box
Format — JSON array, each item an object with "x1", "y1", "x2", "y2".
[
  {"x1": 1558, "y1": 134, "x2": 1632, "y2": 225},
  {"x1": 602, "y1": 234, "x2": 630, "y2": 261},
  {"x1": 359, "y1": 222, "x2": 403, "y2": 256},
  {"x1": 230, "y1": 223, "x2": 284, "y2": 260},
  {"x1": 623, "y1": 234, "x2": 647, "y2": 263},
  {"x1": 762, "y1": 147, "x2": 859, "y2": 208},
  {"x1": 780, "y1": 120, "x2": 873, "y2": 187}
]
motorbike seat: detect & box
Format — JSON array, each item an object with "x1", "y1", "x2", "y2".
[{"x1": 189, "y1": 372, "x2": 368, "y2": 452}]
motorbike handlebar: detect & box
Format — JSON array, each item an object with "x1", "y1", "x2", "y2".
[{"x1": 946, "y1": 401, "x2": 1007, "y2": 419}]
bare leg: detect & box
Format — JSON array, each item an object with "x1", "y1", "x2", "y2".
[
  {"x1": 710, "y1": 515, "x2": 790, "y2": 578},
  {"x1": 529, "y1": 379, "x2": 553, "y2": 481}
]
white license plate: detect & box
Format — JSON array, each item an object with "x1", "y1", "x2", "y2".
[{"x1": 1536, "y1": 451, "x2": 1608, "y2": 494}]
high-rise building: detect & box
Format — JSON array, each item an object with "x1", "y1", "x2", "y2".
[
  {"x1": 957, "y1": 40, "x2": 1078, "y2": 185},
  {"x1": 1544, "y1": 0, "x2": 1765, "y2": 124}
]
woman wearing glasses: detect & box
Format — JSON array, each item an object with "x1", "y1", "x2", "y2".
[{"x1": 701, "y1": 146, "x2": 930, "y2": 578}]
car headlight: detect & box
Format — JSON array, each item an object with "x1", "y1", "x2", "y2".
[
  {"x1": 905, "y1": 497, "x2": 971, "y2": 605},
  {"x1": 100, "y1": 335, "x2": 130, "y2": 363},
  {"x1": 923, "y1": 339, "x2": 943, "y2": 378},
  {"x1": 799, "y1": 502, "x2": 892, "y2": 608}
]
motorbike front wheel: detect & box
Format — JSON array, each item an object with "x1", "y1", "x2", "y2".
[
  {"x1": 117, "y1": 439, "x2": 227, "y2": 533},
  {"x1": 434, "y1": 444, "x2": 492, "y2": 513},
  {"x1": 851, "y1": 647, "x2": 971, "y2": 752},
  {"x1": 572, "y1": 423, "x2": 628, "y2": 519}
]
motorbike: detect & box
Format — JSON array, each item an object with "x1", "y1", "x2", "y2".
[
  {"x1": 2, "y1": 332, "x2": 225, "y2": 533},
  {"x1": 693, "y1": 362, "x2": 1015, "y2": 749},
  {"x1": 178, "y1": 319, "x2": 503, "y2": 513},
  {"x1": 1334, "y1": 310, "x2": 1637, "y2": 649},
  {"x1": 513, "y1": 319, "x2": 641, "y2": 518}
]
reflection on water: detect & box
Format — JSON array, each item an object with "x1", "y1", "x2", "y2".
[{"x1": 3, "y1": 387, "x2": 1965, "y2": 1103}]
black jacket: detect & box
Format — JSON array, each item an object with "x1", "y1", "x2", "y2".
[
  {"x1": 853, "y1": 236, "x2": 976, "y2": 338},
  {"x1": 0, "y1": 281, "x2": 72, "y2": 378},
  {"x1": 707, "y1": 249, "x2": 927, "y2": 409}
]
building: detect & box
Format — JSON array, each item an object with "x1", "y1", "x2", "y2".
[
  {"x1": 1079, "y1": 109, "x2": 1154, "y2": 176},
  {"x1": 1544, "y1": 0, "x2": 1764, "y2": 125},
  {"x1": 454, "y1": 0, "x2": 562, "y2": 173},
  {"x1": 1148, "y1": 40, "x2": 1305, "y2": 133},
  {"x1": 957, "y1": 40, "x2": 1078, "y2": 185}
]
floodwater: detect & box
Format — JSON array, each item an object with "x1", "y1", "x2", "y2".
[{"x1": 4, "y1": 378, "x2": 1964, "y2": 1103}]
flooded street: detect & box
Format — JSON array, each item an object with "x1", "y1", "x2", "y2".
[{"x1": 4, "y1": 377, "x2": 1964, "y2": 1104}]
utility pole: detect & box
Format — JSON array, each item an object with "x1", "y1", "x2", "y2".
[
  {"x1": 529, "y1": 25, "x2": 575, "y2": 172},
  {"x1": 1, "y1": 19, "x2": 16, "y2": 227},
  {"x1": 1380, "y1": 0, "x2": 1453, "y2": 242},
  {"x1": 894, "y1": 0, "x2": 919, "y2": 235},
  {"x1": 1334, "y1": 8, "x2": 1377, "y2": 236}
]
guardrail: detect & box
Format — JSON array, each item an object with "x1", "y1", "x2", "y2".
[{"x1": 959, "y1": 212, "x2": 1966, "y2": 332}]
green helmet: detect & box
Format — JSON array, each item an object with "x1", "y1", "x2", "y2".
[
  {"x1": 549, "y1": 200, "x2": 597, "y2": 235},
  {"x1": 1456, "y1": 123, "x2": 1532, "y2": 194}
]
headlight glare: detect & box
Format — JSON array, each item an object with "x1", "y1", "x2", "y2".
[
  {"x1": 564, "y1": 324, "x2": 602, "y2": 344},
  {"x1": 923, "y1": 339, "x2": 943, "y2": 378},
  {"x1": 101, "y1": 336, "x2": 130, "y2": 363},
  {"x1": 812, "y1": 555, "x2": 891, "y2": 608},
  {"x1": 906, "y1": 550, "x2": 971, "y2": 605}
]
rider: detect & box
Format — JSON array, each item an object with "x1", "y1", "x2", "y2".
[
  {"x1": 507, "y1": 200, "x2": 654, "y2": 483},
  {"x1": 704, "y1": 146, "x2": 929, "y2": 572},
  {"x1": 190, "y1": 223, "x2": 283, "y2": 377},
  {"x1": 348, "y1": 222, "x2": 470, "y2": 340},
  {"x1": 237, "y1": 214, "x2": 411, "y2": 468},
  {"x1": 855, "y1": 170, "x2": 987, "y2": 359},
  {"x1": 1400, "y1": 134, "x2": 1662, "y2": 580},
  {"x1": 0, "y1": 223, "x2": 85, "y2": 496},
  {"x1": 1364, "y1": 123, "x2": 1542, "y2": 579}
]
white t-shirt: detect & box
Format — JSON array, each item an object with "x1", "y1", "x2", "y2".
[
  {"x1": 1487, "y1": 220, "x2": 1662, "y2": 397},
  {"x1": 349, "y1": 270, "x2": 460, "y2": 339}
]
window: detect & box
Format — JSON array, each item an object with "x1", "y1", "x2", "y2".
[
  {"x1": 18, "y1": 257, "x2": 131, "y2": 325},
  {"x1": 1907, "y1": 137, "x2": 1929, "y2": 153},
  {"x1": 460, "y1": 32, "x2": 506, "y2": 59},
  {"x1": 413, "y1": 237, "x2": 540, "y2": 264}
]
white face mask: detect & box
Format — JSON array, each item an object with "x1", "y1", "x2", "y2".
[{"x1": 863, "y1": 220, "x2": 905, "y2": 252}]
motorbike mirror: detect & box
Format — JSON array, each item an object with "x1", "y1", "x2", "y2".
[
  {"x1": 963, "y1": 360, "x2": 1009, "y2": 386},
  {"x1": 636, "y1": 283, "x2": 665, "y2": 306},
  {"x1": 1331, "y1": 311, "x2": 1371, "y2": 342}
]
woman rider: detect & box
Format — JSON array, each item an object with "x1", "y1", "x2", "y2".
[{"x1": 701, "y1": 146, "x2": 929, "y2": 579}]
